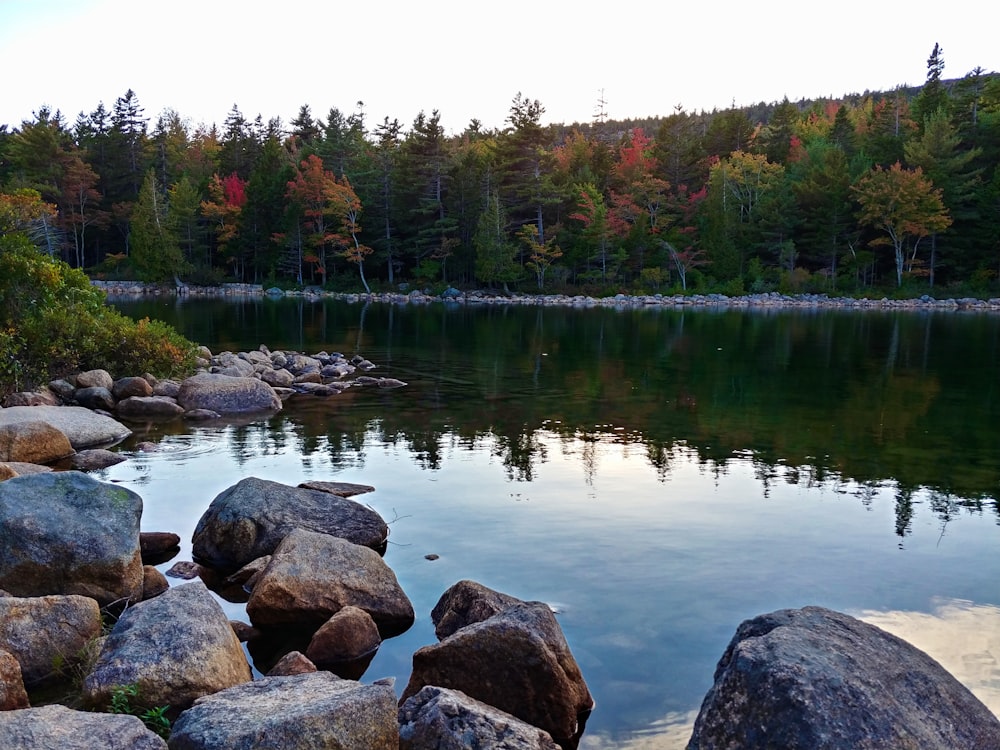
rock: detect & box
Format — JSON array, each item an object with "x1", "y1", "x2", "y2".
[
  {"x1": 0, "y1": 649, "x2": 29, "y2": 710},
  {"x1": 75, "y1": 369, "x2": 114, "y2": 390},
  {"x1": 176, "y1": 373, "x2": 281, "y2": 414},
  {"x1": 0, "y1": 461, "x2": 50, "y2": 476},
  {"x1": 165, "y1": 561, "x2": 203, "y2": 580},
  {"x1": 47, "y1": 379, "x2": 77, "y2": 401},
  {"x1": 74, "y1": 385, "x2": 117, "y2": 411},
  {"x1": 191, "y1": 477, "x2": 389, "y2": 570},
  {"x1": 0, "y1": 471, "x2": 144, "y2": 606},
  {"x1": 0, "y1": 704, "x2": 166, "y2": 749},
  {"x1": 246, "y1": 528, "x2": 414, "y2": 637},
  {"x1": 686, "y1": 606, "x2": 1000, "y2": 749},
  {"x1": 305, "y1": 605, "x2": 382, "y2": 670},
  {"x1": 0, "y1": 594, "x2": 102, "y2": 687},
  {"x1": 167, "y1": 672, "x2": 398, "y2": 750},
  {"x1": 2, "y1": 389, "x2": 60, "y2": 407},
  {"x1": 222, "y1": 556, "x2": 271, "y2": 589},
  {"x1": 142, "y1": 566, "x2": 170, "y2": 599},
  {"x1": 0, "y1": 405, "x2": 131, "y2": 448},
  {"x1": 259, "y1": 367, "x2": 295, "y2": 388},
  {"x1": 297, "y1": 480, "x2": 376, "y2": 497},
  {"x1": 112, "y1": 376, "x2": 154, "y2": 400},
  {"x1": 431, "y1": 579, "x2": 526, "y2": 640},
  {"x1": 266, "y1": 651, "x2": 317, "y2": 676},
  {"x1": 377, "y1": 377, "x2": 408, "y2": 389},
  {"x1": 0, "y1": 419, "x2": 74, "y2": 464},
  {"x1": 82, "y1": 581, "x2": 252, "y2": 711},
  {"x1": 140, "y1": 532, "x2": 182, "y2": 561},
  {"x1": 152, "y1": 379, "x2": 181, "y2": 398},
  {"x1": 399, "y1": 685, "x2": 560, "y2": 750},
  {"x1": 71, "y1": 448, "x2": 127, "y2": 470},
  {"x1": 0, "y1": 464, "x2": 17, "y2": 481},
  {"x1": 401, "y1": 601, "x2": 593, "y2": 744},
  {"x1": 116, "y1": 396, "x2": 185, "y2": 419},
  {"x1": 229, "y1": 620, "x2": 260, "y2": 643}
]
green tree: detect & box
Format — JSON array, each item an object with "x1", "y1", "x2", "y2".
[
  {"x1": 474, "y1": 191, "x2": 519, "y2": 291},
  {"x1": 852, "y1": 162, "x2": 952, "y2": 286},
  {"x1": 913, "y1": 43, "x2": 949, "y2": 128},
  {"x1": 130, "y1": 169, "x2": 187, "y2": 282}
]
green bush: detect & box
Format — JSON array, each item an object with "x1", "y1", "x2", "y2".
[{"x1": 0, "y1": 235, "x2": 198, "y2": 398}]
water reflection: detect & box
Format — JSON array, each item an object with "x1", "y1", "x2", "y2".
[{"x1": 105, "y1": 299, "x2": 1000, "y2": 747}]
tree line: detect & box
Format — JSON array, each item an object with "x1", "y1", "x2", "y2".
[{"x1": 1, "y1": 45, "x2": 998, "y2": 296}]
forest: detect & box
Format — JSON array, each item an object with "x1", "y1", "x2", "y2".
[{"x1": 1, "y1": 45, "x2": 998, "y2": 298}]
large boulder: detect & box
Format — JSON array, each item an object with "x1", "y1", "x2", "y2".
[
  {"x1": 400, "y1": 601, "x2": 593, "y2": 745},
  {"x1": 399, "y1": 685, "x2": 560, "y2": 750},
  {"x1": 686, "y1": 606, "x2": 1000, "y2": 749},
  {"x1": 0, "y1": 704, "x2": 167, "y2": 749},
  {"x1": 431, "y1": 579, "x2": 526, "y2": 640},
  {"x1": 75, "y1": 369, "x2": 114, "y2": 390},
  {"x1": 176, "y1": 373, "x2": 281, "y2": 414},
  {"x1": 112, "y1": 376, "x2": 154, "y2": 400},
  {"x1": 0, "y1": 419, "x2": 74, "y2": 464},
  {"x1": 0, "y1": 649, "x2": 29, "y2": 710},
  {"x1": 82, "y1": 581, "x2": 252, "y2": 711},
  {"x1": 0, "y1": 471, "x2": 143, "y2": 606},
  {"x1": 246, "y1": 529, "x2": 414, "y2": 638},
  {"x1": 167, "y1": 672, "x2": 398, "y2": 750},
  {"x1": 0, "y1": 405, "x2": 131, "y2": 448},
  {"x1": 191, "y1": 477, "x2": 389, "y2": 570},
  {"x1": 0, "y1": 594, "x2": 102, "y2": 687}
]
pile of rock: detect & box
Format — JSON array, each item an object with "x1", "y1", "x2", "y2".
[{"x1": 0, "y1": 469, "x2": 594, "y2": 749}]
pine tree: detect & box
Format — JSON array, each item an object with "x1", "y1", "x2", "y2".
[{"x1": 131, "y1": 169, "x2": 187, "y2": 282}]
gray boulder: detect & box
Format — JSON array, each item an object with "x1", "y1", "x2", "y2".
[
  {"x1": 0, "y1": 405, "x2": 131, "y2": 448},
  {"x1": 246, "y1": 529, "x2": 414, "y2": 637},
  {"x1": 74, "y1": 385, "x2": 117, "y2": 411},
  {"x1": 399, "y1": 685, "x2": 560, "y2": 750},
  {"x1": 0, "y1": 704, "x2": 167, "y2": 749},
  {"x1": 176, "y1": 373, "x2": 281, "y2": 414},
  {"x1": 0, "y1": 594, "x2": 102, "y2": 687},
  {"x1": 686, "y1": 606, "x2": 1000, "y2": 749},
  {"x1": 191, "y1": 476, "x2": 389, "y2": 570},
  {"x1": 117, "y1": 396, "x2": 186, "y2": 419},
  {"x1": 401, "y1": 602, "x2": 593, "y2": 745},
  {"x1": 0, "y1": 471, "x2": 143, "y2": 606},
  {"x1": 167, "y1": 672, "x2": 398, "y2": 750},
  {"x1": 431, "y1": 579, "x2": 525, "y2": 639},
  {"x1": 83, "y1": 581, "x2": 251, "y2": 711},
  {"x1": 0, "y1": 419, "x2": 74, "y2": 464}
]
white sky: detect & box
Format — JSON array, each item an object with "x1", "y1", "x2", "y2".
[{"x1": 1, "y1": 0, "x2": 996, "y2": 136}]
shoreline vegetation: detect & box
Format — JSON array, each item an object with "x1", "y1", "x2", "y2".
[{"x1": 92, "y1": 280, "x2": 1000, "y2": 313}]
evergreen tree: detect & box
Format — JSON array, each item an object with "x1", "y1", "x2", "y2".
[
  {"x1": 913, "y1": 43, "x2": 949, "y2": 127},
  {"x1": 474, "y1": 191, "x2": 519, "y2": 290},
  {"x1": 131, "y1": 169, "x2": 186, "y2": 282}
]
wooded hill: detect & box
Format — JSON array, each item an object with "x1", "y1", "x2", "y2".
[{"x1": 1, "y1": 45, "x2": 998, "y2": 297}]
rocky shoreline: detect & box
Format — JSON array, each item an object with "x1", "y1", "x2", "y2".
[{"x1": 90, "y1": 279, "x2": 1000, "y2": 313}]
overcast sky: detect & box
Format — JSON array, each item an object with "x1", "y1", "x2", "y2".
[{"x1": 2, "y1": 0, "x2": 996, "y2": 136}]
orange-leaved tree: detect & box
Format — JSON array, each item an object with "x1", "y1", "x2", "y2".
[{"x1": 852, "y1": 162, "x2": 951, "y2": 286}]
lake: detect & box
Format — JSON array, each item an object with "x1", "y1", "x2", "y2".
[{"x1": 107, "y1": 296, "x2": 1000, "y2": 749}]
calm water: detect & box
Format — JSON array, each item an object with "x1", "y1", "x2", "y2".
[{"x1": 108, "y1": 297, "x2": 1000, "y2": 748}]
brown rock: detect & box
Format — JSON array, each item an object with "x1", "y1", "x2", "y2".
[
  {"x1": 266, "y1": 651, "x2": 317, "y2": 676},
  {"x1": 139, "y1": 532, "x2": 181, "y2": 559},
  {"x1": 141, "y1": 566, "x2": 169, "y2": 600},
  {"x1": 0, "y1": 649, "x2": 29, "y2": 710},
  {"x1": 229, "y1": 620, "x2": 261, "y2": 643},
  {"x1": 75, "y1": 369, "x2": 114, "y2": 390},
  {"x1": 0, "y1": 594, "x2": 103, "y2": 688},
  {"x1": 2, "y1": 389, "x2": 60, "y2": 407},
  {"x1": 298, "y1": 480, "x2": 376, "y2": 497},
  {"x1": 246, "y1": 529, "x2": 414, "y2": 637},
  {"x1": 111, "y1": 376, "x2": 153, "y2": 400},
  {"x1": 0, "y1": 465, "x2": 17, "y2": 481},
  {"x1": 0, "y1": 462, "x2": 50, "y2": 476},
  {"x1": 305, "y1": 605, "x2": 382, "y2": 669},
  {"x1": 165, "y1": 561, "x2": 203, "y2": 580},
  {"x1": 0, "y1": 420, "x2": 74, "y2": 464},
  {"x1": 116, "y1": 396, "x2": 185, "y2": 419},
  {"x1": 431, "y1": 579, "x2": 525, "y2": 640},
  {"x1": 400, "y1": 602, "x2": 593, "y2": 745}
]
